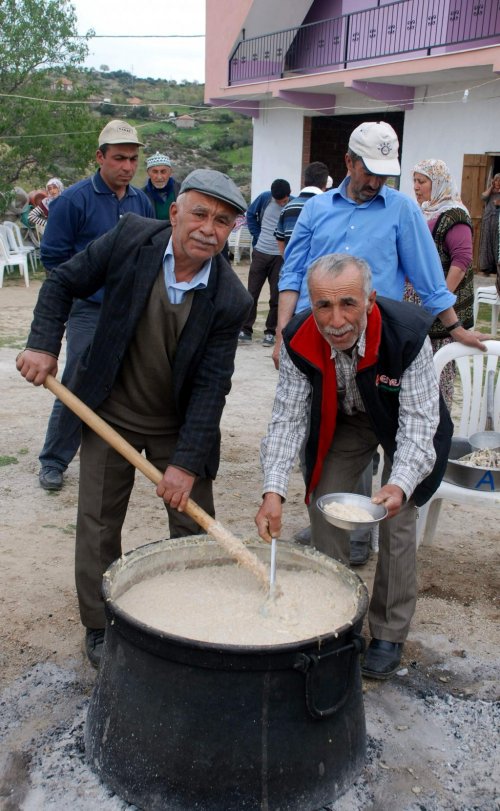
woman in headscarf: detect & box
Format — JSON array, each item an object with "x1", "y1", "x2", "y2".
[
  {"x1": 405, "y1": 158, "x2": 474, "y2": 409},
  {"x1": 27, "y1": 177, "x2": 64, "y2": 228}
]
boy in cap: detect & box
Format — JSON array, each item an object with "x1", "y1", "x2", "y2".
[
  {"x1": 37, "y1": 120, "x2": 154, "y2": 492},
  {"x1": 142, "y1": 151, "x2": 180, "y2": 223},
  {"x1": 17, "y1": 169, "x2": 252, "y2": 668}
]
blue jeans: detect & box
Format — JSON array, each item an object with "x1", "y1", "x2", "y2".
[{"x1": 39, "y1": 299, "x2": 101, "y2": 473}]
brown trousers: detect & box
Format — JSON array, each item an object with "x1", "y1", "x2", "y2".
[
  {"x1": 308, "y1": 411, "x2": 417, "y2": 643},
  {"x1": 75, "y1": 423, "x2": 214, "y2": 629}
]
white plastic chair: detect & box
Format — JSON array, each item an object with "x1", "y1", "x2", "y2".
[
  {"x1": 416, "y1": 340, "x2": 500, "y2": 547},
  {"x1": 228, "y1": 224, "x2": 253, "y2": 264},
  {"x1": 0, "y1": 228, "x2": 29, "y2": 287},
  {"x1": 3, "y1": 220, "x2": 37, "y2": 275},
  {"x1": 474, "y1": 285, "x2": 500, "y2": 335}
]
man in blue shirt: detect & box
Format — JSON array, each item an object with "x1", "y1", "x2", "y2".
[
  {"x1": 38, "y1": 119, "x2": 154, "y2": 491},
  {"x1": 274, "y1": 121, "x2": 486, "y2": 368},
  {"x1": 239, "y1": 178, "x2": 291, "y2": 347}
]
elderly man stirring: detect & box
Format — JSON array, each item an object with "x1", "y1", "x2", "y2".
[
  {"x1": 17, "y1": 169, "x2": 252, "y2": 668},
  {"x1": 255, "y1": 254, "x2": 452, "y2": 680}
]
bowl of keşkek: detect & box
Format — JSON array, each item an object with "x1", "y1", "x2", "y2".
[{"x1": 317, "y1": 493, "x2": 388, "y2": 531}]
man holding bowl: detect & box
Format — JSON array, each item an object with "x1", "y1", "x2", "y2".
[{"x1": 255, "y1": 254, "x2": 452, "y2": 679}]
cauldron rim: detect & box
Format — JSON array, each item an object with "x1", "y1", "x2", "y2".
[{"x1": 102, "y1": 536, "x2": 369, "y2": 658}]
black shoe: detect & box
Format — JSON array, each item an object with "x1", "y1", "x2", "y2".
[
  {"x1": 85, "y1": 628, "x2": 105, "y2": 669},
  {"x1": 293, "y1": 526, "x2": 311, "y2": 545},
  {"x1": 361, "y1": 638, "x2": 403, "y2": 680},
  {"x1": 238, "y1": 331, "x2": 252, "y2": 344},
  {"x1": 349, "y1": 539, "x2": 371, "y2": 566},
  {"x1": 39, "y1": 467, "x2": 63, "y2": 491}
]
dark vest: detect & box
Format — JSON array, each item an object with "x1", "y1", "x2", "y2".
[
  {"x1": 284, "y1": 297, "x2": 453, "y2": 506},
  {"x1": 429, "y1": 208, "x2": 474, "y2": 339}
]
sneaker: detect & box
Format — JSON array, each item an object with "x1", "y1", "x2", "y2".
[
  {"x1": 39, "y1": 467, "x2": 63, "y2": 491},
  {"x1": 85, "y1": 628, "x2": 105, "y2": 669},
  {"x1": 238, "y1": 331, "x2": 252, "y2": 344},
  {"x1": 262, "y1": 333, "x2": 275, "y2": 347}
]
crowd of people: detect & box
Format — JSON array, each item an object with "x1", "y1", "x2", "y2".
[{"x1": 14, "y1": 117, "x2": 492, "y2": 678}]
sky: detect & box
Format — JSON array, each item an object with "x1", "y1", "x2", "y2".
[{"x1": 72, "y1": 0, "x2": 206, "y2": 82}]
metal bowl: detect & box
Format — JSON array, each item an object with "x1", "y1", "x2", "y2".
[
  {"x1": 317, "y1": 493, "x2": 388, "y2": 531},
  {"x1": 443, "y1": 437, "x2": 500, "y2": 492}
]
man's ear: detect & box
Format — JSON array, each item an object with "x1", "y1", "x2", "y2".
[
  {"x1": 345, "y1": 153, "x2": 352, "y2": 174},
  {"x1": 367, "y1": 290, "x2": 377, "y2": 314},
  {"x1": 169, "y1": 202, "x2": 178, "y2": 226}
]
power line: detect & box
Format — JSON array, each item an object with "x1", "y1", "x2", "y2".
[{"x1": 75, "y1": 34, "x2": 205, "y2": 39}]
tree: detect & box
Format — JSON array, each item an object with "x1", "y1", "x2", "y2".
[{"x1": 0, "y1": 0, "x2": 98, "y2": 207}]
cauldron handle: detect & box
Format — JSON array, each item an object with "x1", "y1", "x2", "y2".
[{"x1": 294, "y1": 635, "x2": 365, "y2": 719}]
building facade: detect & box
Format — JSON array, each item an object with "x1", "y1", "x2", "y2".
[{"x1": 205, "y1": 0, "x2": 500, "y2": 266}]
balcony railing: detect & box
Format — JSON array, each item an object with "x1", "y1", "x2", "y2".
[{"x1": 229, "y1": 0, "x2": 500, "y2": 85}]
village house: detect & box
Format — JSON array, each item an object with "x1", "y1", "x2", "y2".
[
  {"x1": 174, "y1": 114, "x2": 196, "y2": 129},
  {"x1": 205, "y1": 0, "x2": 500, "y2": 265}
]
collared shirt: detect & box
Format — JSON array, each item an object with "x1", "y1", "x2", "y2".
[
  {"x1": 330, "y1": 331, "x2": 366, "y2": 415},
  {"x1": 279, "y1": 177, "x2": 456, "y2": 316},
  {"x1": 163, "y1": 238, "x2": 211, "y2": 303},
  {"x1": 261, "y1": 335, "x2": 438, "y2": 501},
  {"x1": 41, "y1": 170, "x2": 154, "y2": 271}
]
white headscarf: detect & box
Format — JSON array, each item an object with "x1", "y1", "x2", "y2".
[{"x1": 413, "y1": 159, "x2": 469, "y2": 221}]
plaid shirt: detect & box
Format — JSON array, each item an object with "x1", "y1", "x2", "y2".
[{"x1": 261, "y1": 333, "x2": 439, "y2": 501}]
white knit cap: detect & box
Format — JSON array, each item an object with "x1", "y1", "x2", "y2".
[{"x1": 146, "y1": 152, "x2": 172, "y2": 169}]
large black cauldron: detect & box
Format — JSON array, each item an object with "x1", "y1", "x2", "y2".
[{"x1": 85, "y1": 537, "x2": 369, "y2": 811}]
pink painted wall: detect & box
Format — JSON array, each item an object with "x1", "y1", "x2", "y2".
[{"x1": 205, "y1": 1, "x2": 254, "y2": 99}]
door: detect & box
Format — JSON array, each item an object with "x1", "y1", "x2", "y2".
[{"x1": 461, "y1": 154, "x2": 495, "y2": 271}]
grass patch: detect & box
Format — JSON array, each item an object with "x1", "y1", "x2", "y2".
[{"x1": 0, "y1": 455, "x2": 18, "y2": 466}]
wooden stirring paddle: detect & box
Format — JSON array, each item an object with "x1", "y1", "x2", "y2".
[{"x1": 44, "y1": 374, "x2": 270, "y2": 592}]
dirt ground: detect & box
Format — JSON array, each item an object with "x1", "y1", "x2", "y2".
[{"x1": 0, "y1": 270, "x2": 499, "y2": 811}]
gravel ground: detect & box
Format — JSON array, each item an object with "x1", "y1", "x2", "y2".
[{"x1": 1, "y1": 274, "x2": 499, "y2": 811}]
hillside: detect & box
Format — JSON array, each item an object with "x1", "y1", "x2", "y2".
[{"x1": 64, "y1": 69, "x2": 253, "y2": 195}]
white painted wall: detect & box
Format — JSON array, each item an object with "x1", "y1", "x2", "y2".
[
  {"x1": 250, "y1": 81, "x2": 500, "y2": 204},
  {"x1": 399, "y1": 82, "x2": 500, "y2": 196},
  {"x1": 250, "y1": 103, "x2": 305, "y2": 197}
]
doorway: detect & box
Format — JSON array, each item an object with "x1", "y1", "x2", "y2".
[
  {"x1": 461, "y1": 153, "x2": 500, "y2": 271},
  {"x1": 306, "y1": 112, "x2": 405, "y2": 188}
]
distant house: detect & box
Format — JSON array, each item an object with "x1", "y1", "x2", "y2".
[
  {"x1": 50, "y1": 77, "x2": 73, "y2": 93},
  {"x1": 175, "y1": 114, "x2": 196, "y2": 129}
]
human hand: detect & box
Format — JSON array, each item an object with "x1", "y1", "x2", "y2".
[
  {"x1": 255, "y1": 492, "x2": 283, "y2": 543},
  {"x1": 372, "y1": 484, "x2": 404, "y2": 518},
  {"x1": 451, "y1": 326, "x2": 489, "y2": 351},
  {"x1": 16, "y1": 350, "x2": 57, "y2": 386},
  {"x1": 156, "y1": 466, "x2": 196, "y2": 511}
]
